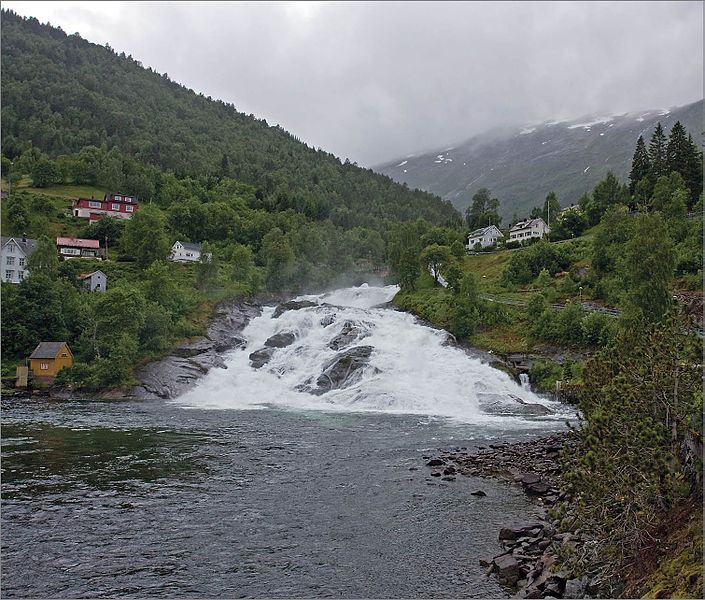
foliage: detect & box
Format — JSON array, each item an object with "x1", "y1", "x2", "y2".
[
  {"x1": 465, "y1": 188, "x2": 501, "y2": 230},
  {"x1": 619, "y1": 213, "x2": 675, "y2": 327},
  {"x1": 121, "y1": 204, "x2": 171, "y2": 268},
  {"x1": 561, "y1": 313, "x2": 703, "y2": 577},
  {"x1": 419, "y1": 244, "x2": 452, "y2": 285},
  {"x1": 26, "y1": 235, "x2": 59, "y2": 279},
  {"x1": 503, "y1": 240, "x2": 572, "y2": 285}
]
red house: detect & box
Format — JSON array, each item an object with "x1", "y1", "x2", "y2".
[{"x1": 72, "y1": 192, "x2": 139, "y2": 221}]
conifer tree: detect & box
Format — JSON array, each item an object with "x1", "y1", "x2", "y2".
[
  {"x1": 683, "y1": 134, "x2": 704, "y2": 206},
  {"x1": 628, "y1": 135, "x2": 651, "y2": 195},
  {"x1": 666, "y1": 121, "x2": 690, "y2": 176},
  {"x1": 648, "y1": 122, "x2": 668, "y2": 181}
]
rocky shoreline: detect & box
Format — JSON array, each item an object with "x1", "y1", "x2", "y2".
[{"x1": 426, "y1": 433, "x2": 604, "y2": 599}]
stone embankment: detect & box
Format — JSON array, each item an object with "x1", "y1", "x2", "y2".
[{"x1": 427, "y1": 434, "x2": 603, "y2": 599}]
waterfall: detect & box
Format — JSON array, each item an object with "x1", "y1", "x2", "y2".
[
  {"x1": 175, "y1": 284, "x2": 568, "y2": 426},
  {"x1": 519, "y1": 373, "x2": 530, "y2": 390}
]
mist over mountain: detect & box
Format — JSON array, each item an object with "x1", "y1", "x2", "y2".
[{"x1": 376, "y1": 100, "x2": 703, "y2": 220}]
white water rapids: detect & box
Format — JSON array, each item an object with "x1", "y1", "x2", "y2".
[{"x1": 175, "y1": 284, "x2": 571, "y2": 428}]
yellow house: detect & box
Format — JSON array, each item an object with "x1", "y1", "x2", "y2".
[{"x1": 28, "y1": 342, "x2": 74, "y2": 383}]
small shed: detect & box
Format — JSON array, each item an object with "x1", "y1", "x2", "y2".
[
  {"x1": 78, "y1": 270, "x2": 107, "y2": 292},
  {"x1": 28, "y1": 342, "x2": 74, "y2": 383}
]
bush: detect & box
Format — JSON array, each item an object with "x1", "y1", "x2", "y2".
[
  {"x1": 503, "y1": 240, "x2": 572, "y2": 285},
  {"x1": 581, "y1": 312, "x2": 617, "y2": 347}
]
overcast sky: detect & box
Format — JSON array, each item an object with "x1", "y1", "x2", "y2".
[{"x1": 5, "y1": 1, "x2": 703, "y2": 166}]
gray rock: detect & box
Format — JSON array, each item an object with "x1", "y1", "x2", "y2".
[
  {"x1": 499, "y1": 524, "x2": 544, "y2": 541},
  {"x1": 311, "y1": 346, "x2": 376, "y2": 394},
  {"x1": 249, "y1": 348, "x2": 275, "y2": 369},
  {"x1": 272, "y1": 300, "x2": 317, "y2": 318},
  {"x1": 494, "y1": 554, "x2": 521, "y2": 586},
  {"x1": 329, "y1": 321, "x2": 369, "y2": 351},
  {"x1": 564, "y1": 578, "x2": 584, "y2": 599},
  {"x1": 480, "y1": 394, "x2": 554, "y2": 417},
  {"x1": 264, "y1": 332, "x2": 296, "y2": 348}
]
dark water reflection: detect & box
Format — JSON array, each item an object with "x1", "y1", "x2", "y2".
[{"x1": 1, "y1": 397, "x2": 556, "y2": 598}]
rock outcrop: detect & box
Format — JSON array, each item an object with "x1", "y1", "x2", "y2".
[
  {"x1": 132, "y1": 298, "x2": 262, "y2": 399},
  {"x1": 272, "y1": 300, "x2": 317, "y2": 318}
]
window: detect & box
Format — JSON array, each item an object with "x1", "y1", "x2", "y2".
[
  {"x1": 114, "y1": 195, "x2": 122, "y2": 201},
  {"x1": 89, "y1": 201, "x2": 102, "y2": 208},
  {"x1": 6, "y1": 256, "x2": 14, "y2": 265},
  {"x1": 61, "y1": 248, "x2": 81, "y2": 256},
  {"x1": 19, "y1": 258, "x2": 25, "y2": 267},
  {"x1": 112, "y1": 203, "x2": 120, "y2": 211},
  {"x1": 5, "y1": 270, "x2": 13, "y2": 280},
  {"x1": 7, "y1": 244, "x2": 14, "y2": 253},
  {"x1": 125, "y1": 205, "x2": 134, "y2": 212},
  {"x1": 18, "y1": 271, "x2": 24, "y2": 281},
  {"x1": 40, "y1": 363, "x2": 49, "y2": 370}
]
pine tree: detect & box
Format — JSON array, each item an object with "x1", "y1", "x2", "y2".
[
  {"x1": 648, "y1": 122, "x2": 668, "y2": 181},
  {"x1": 628, "y1": 135, "x2": 651, "y2": 195},
  {"x1": 666, "y1": 121, "x2": 690, "y2": 177},
  {"x1": 683, "y1": 134, "x2": 704, "y2": 206}
]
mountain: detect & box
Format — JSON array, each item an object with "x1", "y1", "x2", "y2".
[
  {"x1": 376, "y1": 100, "x2": 703, "y2": 220},
  {"x1": 0, "y1": 10, "x2": 460, "y2": 228}
]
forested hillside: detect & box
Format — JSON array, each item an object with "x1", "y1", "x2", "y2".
[{"x1": 0, "y1": 10, "x2": 459, "y2": 228}]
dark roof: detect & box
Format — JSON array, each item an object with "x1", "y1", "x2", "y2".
[
  {"x1": 29, "y1": 342, "x2": 70, "y2": 359},
  {"x1": 77, "y1": 270, "x2": 106, "y2": 280},
  {"x1": 176, "y1": 240, "x2": 202, "y2": 252},
  {"x1": 1, "y1": 236, "x2": 38, "y2": 256}
]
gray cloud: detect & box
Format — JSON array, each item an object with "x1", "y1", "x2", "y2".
[{"x1": 5, "y1": 1, "x2": 703, "y2": 166}]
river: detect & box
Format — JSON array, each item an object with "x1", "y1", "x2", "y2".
[{"x1": 1, "y1": 285, "x2": 572, "y2": 598}]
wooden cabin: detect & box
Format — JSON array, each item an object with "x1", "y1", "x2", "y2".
[{"x1": 28, "y1": 342, "x2": 74, "y2": 384}]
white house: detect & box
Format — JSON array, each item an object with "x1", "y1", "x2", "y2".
[
  {"x1": 467, "y1": 225, "x2": 504, "y2": 250},
  {"x1": 1, "y1": 235, "x2": 37, "y2": 283},
  {"x1": 78, "y1": 270, "x2": 107, "y2": 292},
  {"x1": 170, "y1": 241, "x2": 203, "y2": 263},
  {"x1": 509, "y1": 218, "x2": 550, "y2": 243}
]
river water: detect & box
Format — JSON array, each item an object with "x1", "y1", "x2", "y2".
[{"x1": 1, "y1": 285, "x2": 571, "y2": 598}]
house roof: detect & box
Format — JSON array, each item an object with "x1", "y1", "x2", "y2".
[
  {"x1": 510, "y1": 218, "x2": 547, "y2": 232},
  {"x1": 29, "y1": 342, "x2": 70, "y2": 359},
  {"x1": 1, "y1": 236, "x2": 38, "y2": 256},
  {"x1": 77, "y1": 270, "x2": 106, "y2": 280},
  {"x1": 468, "y1": 225, "x2": 503, "y2": 238},
  {"x1": 56, "y1": 237, "x2": 100, "y2": 249},
  {"x1": 175, "y1": 240, "x2": 202, "y2": 252}
]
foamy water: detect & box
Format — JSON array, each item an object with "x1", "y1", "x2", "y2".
[{"x1": 175, "y1": 284, "x2": 572, "y2": 428}]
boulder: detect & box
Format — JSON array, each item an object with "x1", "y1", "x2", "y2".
[
  {"x1": 312, "y1": 346, "x2": 376, "y2": 394},
  {"x1": 493, "y1": 554, "x2": 521, "y2": 586},
  {"x1": 272, "y1": 300, "x2": 317, "y2": 318},
  {"x1": 480, "y1": 394, "x2": 554, "y2": 417},
  {"x1": 563, "y1": 578, "x2": 584, "y2": 599},
  {"x1": 499, "y1": 524, "x2": 544, "y2": 541},
  {"x1": 329, "y1": 321, "x2": 369, "y2": 351},
  {"x1": 525, "y1": 481, "x2": 551, "y2": 496},
  {"x1": 426, "y1": 458, "x2": 445, "y2": 466},
  {"x1": 264, "y1": 332, "x2": 296, "y2": 348},
  {"x1": 470, "y1": 490, "x2": 487, "y2": 497},
  {"x1": 249, "y1": 348, "x2": 275, "y2": 369}
]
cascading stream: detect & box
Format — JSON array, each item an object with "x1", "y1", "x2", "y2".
[{"x1": 175, "y1": 284, "x2": 571, "y2": 428}]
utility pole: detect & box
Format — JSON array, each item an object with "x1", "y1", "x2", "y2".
[{"x1": 105, "y1": 235, "x2": 108, "y2": 261}]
